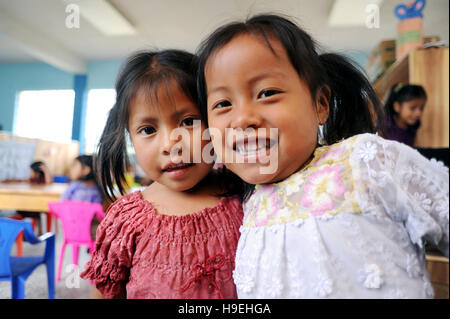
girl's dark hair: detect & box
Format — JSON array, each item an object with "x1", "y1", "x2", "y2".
[
  {"x1": 75, "y1": 155, "x2": 95, "y2": 181},
  {"x1": 96, "y1": 50, "x2": 198, "y2": 201},
  {"x1": 384, "y1": 83, "x2": 427, "y2": 119},
  {"x1": 76, "y1": 155, "x2": 103, "y2": 199},
  {"x1": 196, "y1": 14, "x2": 385, "y2": 200},
  {"x1": 30, "y1": 161, "x2": 45, "y2": 184}
]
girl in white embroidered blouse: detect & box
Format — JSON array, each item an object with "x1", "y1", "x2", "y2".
[{"x1": 196, "y1": 14, "x2": 449, "y2": 298}]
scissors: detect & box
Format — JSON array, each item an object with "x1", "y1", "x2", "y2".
[{"x1": 395, "y1": 0, "x2": 426, "y2": 20}]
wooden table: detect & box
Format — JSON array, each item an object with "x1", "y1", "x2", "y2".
[
  {"x1": 0, "y1": 182, "x2": 67, "y2": 212},
  {"x1": 0, "y1": 181, "x2": 67, "y2": 234}
]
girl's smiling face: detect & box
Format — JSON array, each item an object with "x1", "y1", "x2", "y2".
[
  {"x1": 205, "y1": 34, "x2": 329, "y2": 184},
  {"x1": 128, "y1": 80, "x2": 213, "y2": 192}
]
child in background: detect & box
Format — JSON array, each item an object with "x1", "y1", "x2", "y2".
[
  {"x1": 16, "y1": 161, "x2": 53, "y2": 234},
  {"x1": 197, "y1": 14, "x2": 449, "y2": 298},
  {"x1": 29, "y1": 161, "x2": 53, "y2": 185},
  {"x1": 60, "y1": 155, "x2": 102, "y2": 203},
  {"x1": 383, "y1": 83, "x2": 427, "y2": 146},
  {"x1": 81, "y1": 50, "x2": 244, "y2": 299},
  {"x1": 60, "y1": 155, "x2": 103, "y2": 246}
]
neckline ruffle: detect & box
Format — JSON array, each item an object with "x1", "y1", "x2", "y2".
[{"x1": 133, "y1": 191, "x2": 234, "y2": 222}]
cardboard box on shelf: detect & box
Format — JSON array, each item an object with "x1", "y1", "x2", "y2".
[
  {"x1": 366, "y1": 40, "x2": 396, "y2": 83},
  {"x1": 366, "y1": 36, "x2": 440, "y2": 83}
]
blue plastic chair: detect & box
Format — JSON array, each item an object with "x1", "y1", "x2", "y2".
[{"x1": 0, "y1": 218, "x2": 55, "y2": 299}]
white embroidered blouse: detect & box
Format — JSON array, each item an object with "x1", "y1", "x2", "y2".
[{"x1": 233, "y1": 133, "x2": 449, "y2": 298}]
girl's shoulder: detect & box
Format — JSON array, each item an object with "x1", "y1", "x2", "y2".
[
  {"x1": 101, "y1": 191, "x2": 153, "y2": 232},
  {"x1": 106, "y1": 191, "x2": 151, "y2": 216},
  {"x1": 335, "y1": 133, "x2": 448, "y2": 184},
  {"x1": 320, "y1": 133, "x2": 417, "y2": 158},
  {"x1": 321, "y1": 133, "x2": 382, "y2": 151}
]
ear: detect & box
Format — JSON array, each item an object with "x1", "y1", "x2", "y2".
[
  {"x1": 316, "y1": 85, "x2": 331, "y2": 125},
  {"x1": 393, "y1": 101, "x2": 401, "y2": 113}
]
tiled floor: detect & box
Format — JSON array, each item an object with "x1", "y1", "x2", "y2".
[{"x1": 0, "y1": 217, "x2": 93, "y2": 299}]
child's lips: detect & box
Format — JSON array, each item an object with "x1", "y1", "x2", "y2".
[
  {"x1": 162, "y1": 162, "x2": 195, "y2": 179},
  {"x1": 162, "y1": 162, "x2": 194, "y2": 172}
]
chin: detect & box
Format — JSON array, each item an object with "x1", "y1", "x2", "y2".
[
  {"x1": 230, "y1": 165, "x2": 277, "y2": 185},
  {"x1": 172, "y1": 181, "x2": 199, "y2": 192}
]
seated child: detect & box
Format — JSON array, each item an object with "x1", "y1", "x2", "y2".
[
  {"x1": 383, "y1": 83, "x2": 427, "y2": 147},
  {"x1": 60, "y1": 155, "x2": 102, "y2": 204}
]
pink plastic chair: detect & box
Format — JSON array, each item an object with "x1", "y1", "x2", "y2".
[{"x1": 47, "y1": 201, "x2": 104, "y2": 283}]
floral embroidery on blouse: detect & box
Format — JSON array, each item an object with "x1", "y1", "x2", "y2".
[
  {"x1": 243, "y1": 136, "x2": 362, "y2": 227},
  {"x1": 301, "y1": 165, "x2": 346, "y2": 216}
]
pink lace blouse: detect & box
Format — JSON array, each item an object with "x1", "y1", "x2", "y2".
[{"x1": 80, "y1": 191, "x2": 243, "y2": 299}]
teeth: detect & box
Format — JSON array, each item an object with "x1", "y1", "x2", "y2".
[{"x1": 236, "y1": 143, "x2": 267, "y2": 154}]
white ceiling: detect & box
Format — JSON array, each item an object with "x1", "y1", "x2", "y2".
[{"x1": 0, "y1": 0, "x2": 448, "y2": 71}]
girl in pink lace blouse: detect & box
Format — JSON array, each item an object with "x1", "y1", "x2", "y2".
[{"x1": 80, "y1": 50, "x2": 244, "y2": 299}]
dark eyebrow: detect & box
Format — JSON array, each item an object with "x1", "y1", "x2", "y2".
[
  {"x1": 247, "y1": 71, "x2": 284, "y2": 85},
  {"x1": 133, "y1": 116, "x2": 157, "y2": 127},
  {"x1": 172, "y1": 106, "x2": 200, "y2": 118},
  {"x1": 207, "y1": 85, "x2": 228, "y2": 96},
  {"x1": 207, "y1": 71, "x2": 285, "y2": 96},
  {"x1": 133, "y1": 106, "x2": 199, "y2": 127}
]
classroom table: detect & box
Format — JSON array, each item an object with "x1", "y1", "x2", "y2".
[{"x1": 0, "y1": 181, "x2": 67, "y2": 232}]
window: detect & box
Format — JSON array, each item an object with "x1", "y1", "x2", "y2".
[
  {"x1": 84, "y1": 89, "x2": 116, "y2": 154},
  {"x1": 14, "y1": 90, "x2": 75, "y2": 143}
]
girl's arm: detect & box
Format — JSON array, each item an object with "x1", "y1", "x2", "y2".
[
  {"x1": 80, "y1": 198, "x2": 136, "y2": 298},
  {"x1": 356, "y1": 135, "x2": 449, "y2": 257}
]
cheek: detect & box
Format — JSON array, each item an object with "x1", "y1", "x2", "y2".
[
  {"x1": 401, "y1": 109, "x2": 413, "y2": 118},
  {"x1": 70, "y1": 166, "x2": 79, "y2": 177},
  {"x1": 209, "y1": 135, "x2": 224, "y2": 161},
  {"x1": 207, "y1": 112, "x2": 226, "y2": 130},
  {"x1": 134, "y1": 140, "x2": 157, "y2": 168},
  {"x1": 208, "y1": 116, "x2": 227, "y2": 144}
]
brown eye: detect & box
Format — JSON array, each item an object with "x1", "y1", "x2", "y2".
[
  {"x1": 258, "y1": 89, "x2": 281, "y2": 99},
  {"x1": 214, "y1": 100, "x2": 231, "y2": 109},
  {"x1": 181, "y1": 117, "x2": 200, "y2": 126},
  {"x1": 139, "y1": 126, "x2": 156, "y2": 135}
]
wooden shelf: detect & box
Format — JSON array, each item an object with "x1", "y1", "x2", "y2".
[
  {"x1": 372, "y1": 47, "x2": 449, "y2": 148},
  {"x1": 426, "y1": 254, "x2": 449, "y2": 299}
]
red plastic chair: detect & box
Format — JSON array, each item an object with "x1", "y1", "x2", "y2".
[{"x1": 47, "y1": 201, "x2": 104, "y2": 283}]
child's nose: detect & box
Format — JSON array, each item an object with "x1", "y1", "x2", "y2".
[
  {"x1": 230, "y1": 101, "x2": 263, "y2": 130},
  {"x1": 160, "y1": 127, "x2": 182, "y2": 156}
]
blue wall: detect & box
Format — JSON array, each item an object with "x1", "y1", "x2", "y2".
[
  {"x1": 87, "y1": 60, "x2": 122, "y2": 89},
  {"x1": 0, "y1": 63, "x2": 74, "y2": 132},
  {"x1": 0, "y1": 60, "x2": 123, "y2": 133}
]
